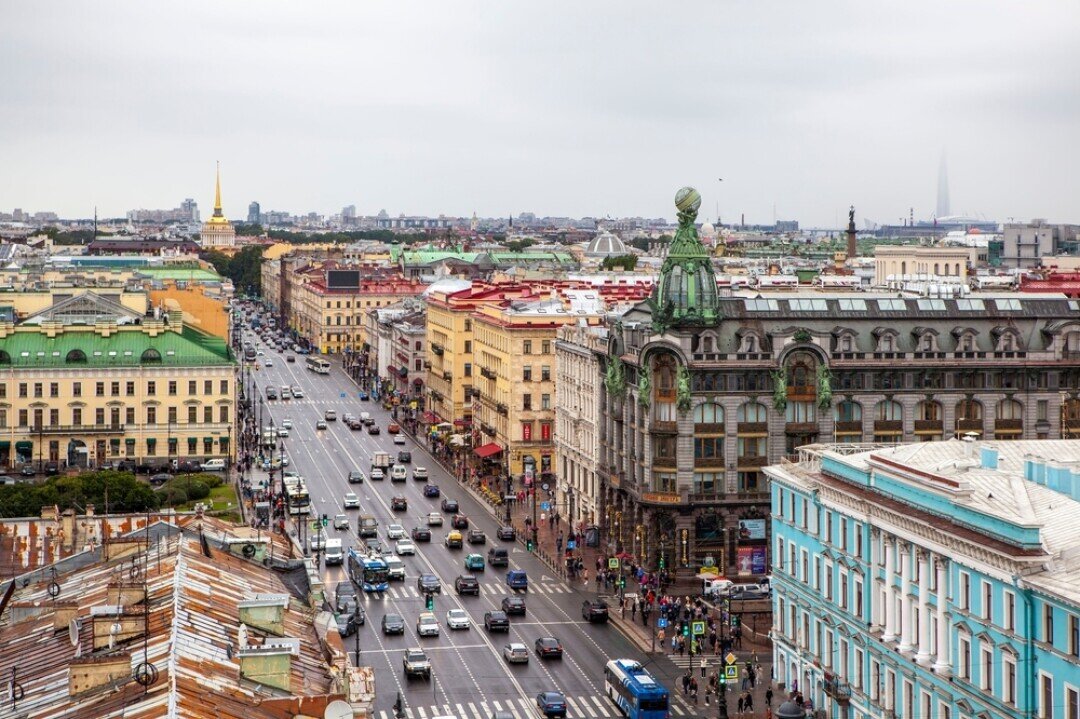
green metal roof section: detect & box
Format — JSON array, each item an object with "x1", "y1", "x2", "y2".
[
  {"x1": 652, "y1": 186, "x2": 721, "y2": 331},
  {"x1": 0, "y1": 325, "x2": 234, "y2": 367},
  {"x1": 135, "y1": 267, "x2": 223, "y2": 282},
  {"x1": 398, "y1": 250, "x2": 482, "y2": 264},
  {"x1": 487, "y1": 251, "x2": 575, "y2": 263}
]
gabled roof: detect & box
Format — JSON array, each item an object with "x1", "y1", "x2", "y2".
[{"x1": 22, "y1": 291, "x2": 142, "y2": 326}]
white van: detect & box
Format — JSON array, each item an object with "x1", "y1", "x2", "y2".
[
  {"x1": 703, "y1": 578, "x2": 733, "y2": 598},
  {"x1": 200, "y1": 459, "x2": 226, "y2": 472},
  {"x1": 324, "y1": 538, "x2": 344, "y2": 565},
  {"x1": 391, "y1": 465, "x2": 407, "y2": 482}
]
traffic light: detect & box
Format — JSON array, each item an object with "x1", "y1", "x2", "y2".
[
  {"x1": 321, "y1": 513, "x2": 328, "y2": 528},
  {"x1": 681, "y1": 623, "x2": 689, "y2": 637},
  {"x1": 659, "y1": 557, "x2": 666, "y2": 569},
  {"x1": 425, "y1": 594, "x2": 434, "y2": 611},
  {"x1": 526, "y1": 539, "x2": 534, "y2": 552},
  {"x1": 619, "y1": 576, "x2": 626, "y2": 588}
]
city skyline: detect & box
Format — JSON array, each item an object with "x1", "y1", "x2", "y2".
[{"x1": 1, "y1": 2, "x2": 1078, "y2": 226}]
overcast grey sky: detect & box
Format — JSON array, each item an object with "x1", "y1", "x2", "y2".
[{"x1": 2, "y1": 1, "x2": 1078, "y2": 226}]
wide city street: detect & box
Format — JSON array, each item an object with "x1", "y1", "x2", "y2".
[{"x1": 243, "y1": 334, "x2": 700, "y2": 719}]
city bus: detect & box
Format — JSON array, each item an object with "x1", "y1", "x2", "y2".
[
  {"x1": 346, "y1": 548, "x2": 389, "y2": 593},
  {"x1": 283, "y1": 481, "x2": 311, "y2": 516},
  {"x1": 604, "y1": 659, "x2": 670, "y2": 719},
  {"x1": 305, "y1": 356, "x2": 331, "y2": 374}
]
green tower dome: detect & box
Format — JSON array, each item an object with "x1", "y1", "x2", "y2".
[{"x1": 652, "y1": 186, "x2": 721, "y2": 331}]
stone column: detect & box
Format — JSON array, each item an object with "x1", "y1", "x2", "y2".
[
  {"x1": 869, "y1": 528, "x2": 880, "y2": 630},
  {"x1": 933, "y1": 558, "x2": 952, "y2": 674},
  {"x1": 915, "y1": 550, "x2": 933, "y2": 664},
  {"x1": 899, "y1": 542, "x2": 914, "y2": 652},
  {"x1": 882, "y1": 536, "x2": 897, "y2": 642}
]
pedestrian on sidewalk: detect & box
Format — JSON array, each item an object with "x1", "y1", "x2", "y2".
[
  {"x1": 736, "y1": 695, "x2": 744, "y2": 715},
  {"x1": 631, "y1": 598, "x2": 637, "y2": 621},
  {"x1": 582, "y1": 568, "x2": 589, "y2": 588},
  {"x1": 744, "y1": 692, "x2": 754, "y2": 714},
  {"x1": 765, "y1": 688, "x2": 774, "y2": 707},
  {"x1": 681, "y1": 672, "x2": 690, "y2": 696}
]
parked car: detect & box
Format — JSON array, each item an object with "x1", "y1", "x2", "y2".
[
  {"x1": 497, "y1": 526, "x2": 516, "y2": 541},
  {"x1": 150, "y1": 472, "x2": 173, "y2": 486}
]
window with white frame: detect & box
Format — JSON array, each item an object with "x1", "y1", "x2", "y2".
[
  {"x1": 958, "y1": 634, "x2": 971, "y2": 679},
  {"x1": 960, "y1": 572, "x2": 971, "y2": 610},
  {"x1": 1040, "y1": 672, "x2": 1053, "y2": 719},
  {"x1": 840, "y1": 569, "x2": 849, "y2": 611},
  {"x1": 981, "y1": 645, "x2": 993, "y2": 691},
  {"x1": 1066, "y1": 685, "x2": 1078, "y2": 719},
  {"x1": 814, "y1": 556, "x2": 822, "y2": 590},
  {"x1": 825, "y1": 562, "x2": 834, "y2": 601},
  {"x1": 854, "y1": 576, "x2": 864, "y2": 618},
  {"x1": 983, "y1": 581, "x2": 993, "y2": 622},
  {"x1": 854, "y1": 647, "x2": 864, "y2": 690},
  {"x1": 1003, "y1": 654, "x2": 1017, "y2": 705},
  {"x1": 1004, "y1": 590, "x2": 1016, "y2": 632},
  {"x1": 801, "y1": 549, "x2": 809, "y2": 584}
]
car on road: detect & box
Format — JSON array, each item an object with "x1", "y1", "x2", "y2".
[
  {"x1": 582, "y1": 599, "x2": 610, "y2": 623},
  {"x1": 426, "y1": 512, "x2": 443, "y2": 526},
  {"x1": 455, "y1": 575, "x2": 480, "y2": 595},
  {"x1": 382, "y1": 613, "x2": 406, "y2": 635},
  {"x1": 403, "y1": 648, "x2": 431, "y2": 679},
  {"x1": 150, "y1": 472, "x2": 173, "y2": 486},
  {"x1": 411, "y1": 527, "x2": 431, "y2": 542},
  {"x1": 370, "y1": 468, "x2": 384, "y2": 480},
  {"x1": 282, "y1": 418, "x2": 293, "y2": 429},
  {"x1": 483, "y1": 610, "x2": 510, "y2": 632},
  {"x1": 390, "y1": 465, "x2": 407, "y2": 482},
  {"x1": 385, "y1": 557, "x2": 406, "y2": 581},
  {"x1": 280, "y1": 387, "x2": 291, "y2": 400},
  {"x1": 395, "y1": 538, "x2": 416, "y2": 556},
  {"x1": 503, "y1": 643, "x2": 529, "y2": 664},
  {"x1": 324, "y1": 409, "x2": 336, "y2": 421},
  {"x1": 416, "y1": 612, "x2": 440, "y2": 637},
  {"x1": 467, "y1": 529, "x2": 486, "y2": 545},
  {"x1": 451, "y1": 514, "x2": 469, "y2": 529},
  {"x1": 397, "y1": 451, "x2": 411, "y2": 464},
  {"x1": 393, "y1": 434, "x2": 406, "y2": 446},
  {"x1": 277, "y1": 427, "x2": 290, "y2": 437},
  {"x1": 534, "y1": 637, "x2": 563, "y2": 659},
  {"x1": 333, "y1": 514, "x2": 350, "y2": 530},
  {"x1": 388, "y1": 422, "x2": 400, "y2": 434},
  {"x1": 417, "y1": 573, "x2": 441, "y2": 594},
  {"x1": 286, "y1": 355, "x2": 295, "y2": 363},
  {"x1": 391, "y1": 495, "x2": 408, "y2": 511},
  {"x1": 264, "y1": 358, "x2": 274, "y2": 367},
  {"x1": 444, "y1": 530, "x2": 463, "y2": 549},
  {"x1": 536, "y1": 692, "x2": 567, "y2": 717},
  {"x1": 200, "y1": 459, "x2": 226, "y2": 472},
  {"x1": 497, "y1": 526, "x2": 516, "y2": 541},
  {"x1": 265, "y1": 387, "x2": 278, "y2": 399},
  {"x1": 423, "y1": 484, "x2": 440, "y2": 498},
  {"x1": 440, "y1": 498, "x2": 459, "y2": 513},
  {"x1": 506, "y1": 569, "x2": 528, "y2": 591},
  {"x1": 386, "y1": 524, "x2": 407, "y2": 539},
  {"x1": 364, "y1": 537, "x2": 385, "y2": 554},
  {"x1": 446, "y1": 608, "x2": 470, "y2": 630},
  {"x1": 358, "y1": 390, "x2": 368, "y2": 400},
  {"x1": 487, "y1": 548, "x2": 509, "y2": 567},
  {"x1": 292, "y1": 386, "x2": 304, "y2": 398},
  {"x1": 308, "y1": 532, "x2": 327, "y2": 552},
  {"x1": 315, "y1": 419, "x2": 328, "y2": 430},
  {"x1": 343, "y1": 492, "x2": 360, "y2": 509},
  {"x1": 464, "y1": 553, "x2": 485, "y2": 572},
  {"x1": 335, "y1": 583, "x2": 362, "y2": 616},
  {"x1": 334, "y1": 609, "x2": 363, "y2": 638},
  {"x1": 501, "y1": 596, "x2": 526, "y2": 616},
  {"x1": 412, "y1": 467, "x2": 428, "y2": 480},
  {"x1": 367, "y1": 424, "x2": 381, "y2": 435},
  {"x1": 347, "y1": 470, "x2": 365, "y2": 484}
]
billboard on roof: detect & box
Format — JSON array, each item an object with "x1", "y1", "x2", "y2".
[{"x1": 326, "y1": 269, "x2": 361, "y2": 289}]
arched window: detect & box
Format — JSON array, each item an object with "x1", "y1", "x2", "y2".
[
  {"x1": 694, "y1": 402, "x2": 724, "y2": 426},
  {"x1": 652, "y1": 354, "x2": 677, "y2": 401},
  {"x1": 901, "y1": 261, "x2": 907, "y2": 275},
  {"x1": 140, "y1": 348, "x2": 162, "y2": 363},
  {"x1": 737, "y1": 402, "x2": 768, "y2": 423},
  {"x1": 786, "y1": 352, "x2": 817, "y2": 396},
  {"x1": 834, "y1": 401, "x2": 862, "y2": 423},
  {"x1": 875, "y1": 400, "x2": 903, "y2": 421},
  {"x1": 955, "y1": 263, "x2": 961, "y2": 276},
  {"x1": 996, "y1": 399, "x2": 1024, "y2": 420},
  {"x1": 0, "y1": 350, "x2": 10, "y2": 365},
  {"x1": 934, "y1": 263, "x2": 940, "y2": 275},
  {"x1": 956, "y1": 399, "x2": 983, "y2": 421},
  {"x1": 917, "y1": 400, "x2": 942, "y2": 421},
  {"x1": 65, "y1": 349, "x2": 87, "y2": 363}
]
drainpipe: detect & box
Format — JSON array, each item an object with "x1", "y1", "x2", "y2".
[{"x1": 1012, "y1": 574, "x2": 1035, "y2": 719}]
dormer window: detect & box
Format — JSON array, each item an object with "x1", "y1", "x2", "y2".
[
  {"x1": 912, "y1": 327, "x2": 939, "y2": 352},
  {"x1": 840, "y1": 336, "x2": 853, "y2": 352},
  {"x1": 993, "y1": 327, "x2": 1021, "y2": 352},
  {"x1": 740, "y1": 334, "x2": 759, "y2": 353}
]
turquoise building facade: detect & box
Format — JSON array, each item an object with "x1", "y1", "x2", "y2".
[{"x1": 766, "y1": 440, "x2": 1080, "y2": 719}]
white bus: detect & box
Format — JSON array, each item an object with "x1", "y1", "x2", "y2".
[{"x1": 305, "y1": 356, "x2": 331, "y2": 374}]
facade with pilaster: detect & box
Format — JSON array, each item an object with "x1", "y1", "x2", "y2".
[{"x1": 766, "y1": 440, "x2": 1080, "y2": 719}]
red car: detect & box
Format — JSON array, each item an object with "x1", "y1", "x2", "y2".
[{"x1": 388, "y1": 422, "x2": 401, "y2": 434}]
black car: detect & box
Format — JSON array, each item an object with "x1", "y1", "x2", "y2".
[
  {"x1": 451, "y1": 514, "x2": 469, "y2": 530},
  {"x1": 440, "y1": 498, "x2": 459, "y2": 513},
  {"x1": 496, "y1": 526, "x2": 516, "y2": 541},
  {"x1": 455, "y1": 574, "x2": 480, "y2": 595},
  {"x1": 423, "y1": 484, "x2": 440, "y2": 498},
  {"x1": 335, "y1": 610, "x2": 364, "y2": 638},
  {"x1": 335, "y1": 583, "x2": 360, "y2": 614},
  {"x1": 368, "y1": 425, "x2": 381, "y2": 435},
  {"x1": 391, "y1": 495, "x2": 408, "y2": 511},
  {"x1": 417, "y1": 573, "x2": 441, "y2": 594},
  {"x1": 467, "y1": 529, "x2": 487, "y2": 545},
  {"x1": 501, "y1": 596, "x2": 526, "y2": 616},
  {"x1": 582, "y1": 599, "x2": 610, "y2": 623},
  {"x1": 286, "y1": 355, "x2": 296, "y2": 363},
  {"x1": 19, "y1": 464, "x2": 35, "y2": 477},
  {"x1": 44, "y1": 462, "x2": 59, "y2": 476},
  {"x1": 397, "y1": 451, "x2": 411, "y2": 464},
  {"x1": 347, "y1": 470, "x2": 365, "y2": 484},
  {"x1": 534, "y1": 637, "x2": 563, "y2": 659},
  {"x1": 412, "y1": 527, "x2": 432, "y2": 542},
  {"x1": 483, "y1": 610, "x2": 510, "y2": 632},
  {"x1": 149, "y1": 472, "x2": 173, "y2": 486},
  {"x1": 381, "y1": 613, "x2": 406, "y2": 635},
  {"x1": 487, "y1": 547, "x2": 509, "y2": 567}
]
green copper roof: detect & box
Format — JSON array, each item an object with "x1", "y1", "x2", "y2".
[
  {"x1": 653, "y1": 186, "x2": 721, "y2": 329},
  {"x1": 0, "y1": 326, "x2": 234, "y2": 367},
  {"x1": 398, "y1": 250, "x2": 482, "y2": 264},
  {"x1": 488, "y1": 251, "x2": 575, "y2": 264},
  {"x1": 136, "y1": 267, "x2": 223, "y2": 282}
]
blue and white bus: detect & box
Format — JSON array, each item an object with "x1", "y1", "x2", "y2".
[
  {"x1": 604, "y1": 659, "x2": 670, "y2": 719},
  {"x1": 346, "y1": 549, "x2": 389, "y2": 593}
]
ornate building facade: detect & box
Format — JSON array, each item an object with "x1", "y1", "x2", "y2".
[
  {"x1": 199, "y1": 163, "x2": 236, "y2": 249},
  {"x1": 596, "y1": 186, "x2": 1080, "y2": 579}
]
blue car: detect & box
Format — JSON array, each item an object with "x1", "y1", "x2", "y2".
[
  {"x1": 507, "y1": 569, "x2": 528, "y2": 591},
  {"x1": 358, "y1": 391, "x2": 369, "y2": 401},
  {"x1": 536, "y1": 691, "x2": 566, "y2": 718},
  {"x1": 423, "y1": 484, "x2": 441, "y2": 498}
]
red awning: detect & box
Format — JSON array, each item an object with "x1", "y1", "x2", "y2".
[
  {"x1": 387, "y1": 365, "x2": 397, "y2": 373},
  {"x1": 453, "y1": 419, "x2": 472, "y2": 427},
  {"x1": 474, "y1": 442, "x2": 504, "y2": 458},
  {"x1": 421, "y1": 412, "x2": 439, "y2": 424}
]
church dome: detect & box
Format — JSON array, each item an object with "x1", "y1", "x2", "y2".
[
  {"x1": 585, "y1": 230, "x2": 628, "y2": 257},
  {"x1": 652, "y1": 186, "x2": 721, "y2": 327}
]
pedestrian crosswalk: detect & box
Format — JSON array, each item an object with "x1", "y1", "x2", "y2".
[
  {"x1": 377, "y1": 694, "x2": 693, "y2": 719},
  {"x1": 665, "y1": 654, "x2": 729, "y2": 671},
  {"x1": 363, "y1": 580, "x2": 574, "y2": 602}
]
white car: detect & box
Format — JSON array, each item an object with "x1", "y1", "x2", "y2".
[
  {"x1": 446, "y1": 609, "x2": 470, "y2": 630},
  {"x1": 292, "y1": 386, "x2": 304, "y2": 398},
  {"x1": 265, "y1": 358, "x2": 274, "y2": 367},
  {"x1": 343, "y1": 492, "x2": 360, "y2": 509},
  {"x1": 396, "y1": 538, "x2": 416, "y2": 556},
  {"x1": 393, "y1": 434, "x2": 406, "y2": 445},
  {"x1": 387, "y1": 524, "x2": 407, "y2": 539},
  {"x1": 426, "y1": 512, "x2": 444, "y2": 527},
  {"x1": 282, "y1": 418, "x2": 293, "y2": 429},
  {"x1": 277, "y1": 427, "x2": 289, "y2": 438},
  {"x1": 416, "y1": 612, "x2": 440, "y2": 637},
  {"x1": 503, "y1": 642, "x2": 529, "y2": 664},
  {"x1": 333, "y1": 514, "x2": 350, "y2": 530}
]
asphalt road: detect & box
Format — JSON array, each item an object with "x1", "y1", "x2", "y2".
[{"x1": 242, "y1": 332, "x2": 688, "y2": 719}]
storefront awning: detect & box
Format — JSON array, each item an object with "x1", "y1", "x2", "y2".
[
  {"x1": 421, "y1": 412, "x2": 439, "y2": 424},
  {"x1": 474, "y1": 442, "x2": 504, "y2": 458},
  {"x1": 146, "y1": 438, "x2": 157, "y2": 446},
  {"x1": 15, "y1": 441, "x2": 32, "y2": 450},
  {"x1": 186, "y1": 437, "x2": 196, "y2": 445},
  {"x1": 125, "y1": 438, "x2": 136, "y2": 445},
  {"x1": 0, "y1": 441, "x2": 9, "y2": 449},
  {"x1": 203, "y1": 437, "x2": 214, "y2": 442}
]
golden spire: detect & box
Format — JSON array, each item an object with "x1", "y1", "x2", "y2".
[{"x1": 213, "y1": 161, "x2": 223, "y2": 217}]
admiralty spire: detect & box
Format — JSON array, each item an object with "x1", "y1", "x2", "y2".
[{"x1": 199, "y1": 161, "x2": 236, "y2": 248}]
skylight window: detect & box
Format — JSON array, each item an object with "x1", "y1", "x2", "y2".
[
  {"x1": 917, "y1": 299, "x2": 946, "y2": 311},
  {"x1": 877, "y1": 299, "x2": 907, "y2": 311},
  {"x1": 995, "y1": 299, "x2": 1022, "y2": 311},
  {"x1": 956, "y1": 299, "x2": 985, "y2": 311},
  {"x1": 788, "y1": 299, "x2": 828, "y2": 311},
  {"x1": 837, "y1": 299, "x2": 867, "y2": 311},
  {"x1": 744, "y1": 299, "x2": 779, "y2": 311}
]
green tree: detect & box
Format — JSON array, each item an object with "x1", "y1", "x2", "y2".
[
  {"x1": 505, "y1": 239, "x2": 537, "y2": 253},
  {"x1": 0, "y1": 470, "x2": 160, "y2": 518},
  {"x1": 601, "y1": 254, "x2": 639, "y2": 271}
]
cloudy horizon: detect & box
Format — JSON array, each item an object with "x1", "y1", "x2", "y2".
[{"x1": 2, "y1": 1, "x2": 1078, "y2": 227}]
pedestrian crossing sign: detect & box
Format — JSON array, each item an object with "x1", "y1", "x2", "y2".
[
  {"x1": 725, "y1": 665, "x2": 739, "y2": 681},
  {"x1": 691, "y1": 621, "x2": 705, "y2": 636},
  {"x1": 725, "y1": 652, "x2": 737, "y2": 665},
  {"x1": 608, "y1": 558, "x2": 619, "y2": 570}
]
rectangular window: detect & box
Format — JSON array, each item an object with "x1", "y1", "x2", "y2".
[
  {"x1": 523, "y1": 394, "x2": 532, "y2": 411},
  {"x1": 126, "y1": 408, "x2": 135, "y2": 425},
  {"x1": 984, "y1": 581, "x2": 993, "y2": 622},
  {"x1": 95, "y1": 382, "x2": 104, "y2": 397},
  {"x1": 188, "y1": 380, "x2": 197, "y2": 395},
  {"x1": 72, "y1": 408, "x2": 81, "y2": 425},
  {"x1": 204, "y1": 380, "x2": 212, "y2": 395},
  {"x1": 523, "y1": 366, "x2": 532, "y2": 382},
  {"x1": 147, "y1": 381, "x2": 156, "y2": 396},
  {"x1": 981, "y1": 646, "x2": 993, "y2": 691},
  {"x1": 523, "y1": 340, "x2": 532, "y2": 355},
  {"x1": 49, "y1": 409, "x2": 59, "y2": 426},
  {"x1": 1005, "y1": 590, "x2": 1016, "y2": 632},
  {"x1": 463, "y1": 363, "x2": 472, "y2": 377},
  {"x1": 521, "y1": 422, "x2": 533, "y2": 441},
  {"x1": 541, "y1": 366, "x2": 551, "y2": 381},
  {"x1": 18, "y1": 383, "x2": 27, "y2": 398},
  {"x1": 540, "y1": 422, "x2": 551, "y2": 441},
  {"x1": 959, "y1": 636, "x2": 971, "y2": 679},
  {"x1": 1041, "y1": 673, "x2": 1054, "y2": 719},
  {"x1": 168, "y1": 406, "x2": 178, "y2": 423},
  {"x1": 1046, "y1": 605, "x2": 1055, "y2": 645},
  {"x1": 95, "y1": 408, "x2": 105, "y2": 425},
  {"x1": 1004, "y1": 657, "x2": 1017, "y2": 705},
  {"x1": 188, "y1": 406, "x2": 197, "y2": 423},
  {"x1": 110, "y1": 381, "x2": 119, "y2": 396},
  {"x1": 49, "y1": 382, "x2": 58, "y2": 398},
  {"x1": 542, "y1": 340, "x2": 551, "y2": 355},
  {"x1": 541, "y1": 393, "x2": 551, "y2": 410},
  {"x1": 1067, "y1": 687, "x2": 1078, "y2": 719},
  {"x1": 960, "y1": 572, "x2": 971, "y2": 610},
  {"x1": 203, "y1": 406, "x2": 213, "y2": 423},
  {"x1": 168, "y1": 381, "x2": 177, "y2": 396},
  {"x1": 126, "y1": 381, "x2": 135, "y2": 396},
  {"x1": 147, "y1": 407, "x2": 156, "y2": 425},
  {"x1": 18, "y1": 409, "x2": 27, "y2": 427},
  {"x1": 219, "y1": 405, "x2": 229, "y2": 423},
  {"x1": 1071, "y1": 615, "x2": 1080, "y2": 657},
  {"x1": 220, "y1": 380, "x2": 228, "y2": 394},
  {"x1": 33, "y1": 382, "x2": 42, "y2": 398}
]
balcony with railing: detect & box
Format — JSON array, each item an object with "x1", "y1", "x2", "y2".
[
  {"x1": 430, "y1": 342, "x2": 444, "y2": 356},
  {"x1": 650, "y1": 421, "x2": 678, "y2": 434},
  {"x1": 823, "y1": 676, "x2": 851, "y2": 704},
  {"x1": 834, "y1": 421, "x2": 862, "y2": 434},
  {"x1": 737, "y1": 422, "x2": 768, "y2": 435},
  {"x1": 956, "y1": 418, "x2": 983, "y2": 433},
  {"x1": 736, "y1": 455, "x2": 769, "y2": 469},
  {"x1": 495, "y1": 403, "x2": 509, "y2": 417},
  {"x1": 480, "y1": 366, "x2": 497, "y2": 380},
  {"x1": 651, "y1": 455, "x2": 678, "y2": 470},
  {"x1": 872, "y1": 420, "x2": 903, "y2": 434},
  {"x1": 30, "y1": 423, "x2": 128, "y2": 435},
  {"x1": 913, "y1": 419, "x2": 943, "y2": 434}
]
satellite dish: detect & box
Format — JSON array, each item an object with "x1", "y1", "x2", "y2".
[
  {"x1": 238, "y1": 622, "x2": 249, "y2": 649},
  {"x1": 324, "y1": 700, "x2": 353, "y2": 719},
  {"x1": 68, "y1": 617, "x2": 81, "y2": 646}
]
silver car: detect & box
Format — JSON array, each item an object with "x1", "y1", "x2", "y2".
[
  {"x1": 333, "y1": 514, "x2": 349, "y2": 530},
  {"x1": 446, "y1": 608, "x2": 471, "y2": 630},
  {"x1": 396, "y1": 538, "x2": 416, "y2": 556},
  {"x1": 426, "y1": 512, "x2": 444, "y2": 527},
  {"x1": 386, "y1": 524, "x2": 407, "y2": 539},
  {"x1": 417, "y1": 612, "x2": 440, "y2": 637},
  {"x1": 503, "y1": 642, "x2": 529, "y2": 664}
]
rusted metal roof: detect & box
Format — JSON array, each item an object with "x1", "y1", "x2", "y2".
[{"x1": 0, "y1": 527, "x2": 341, "y2": 719}]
